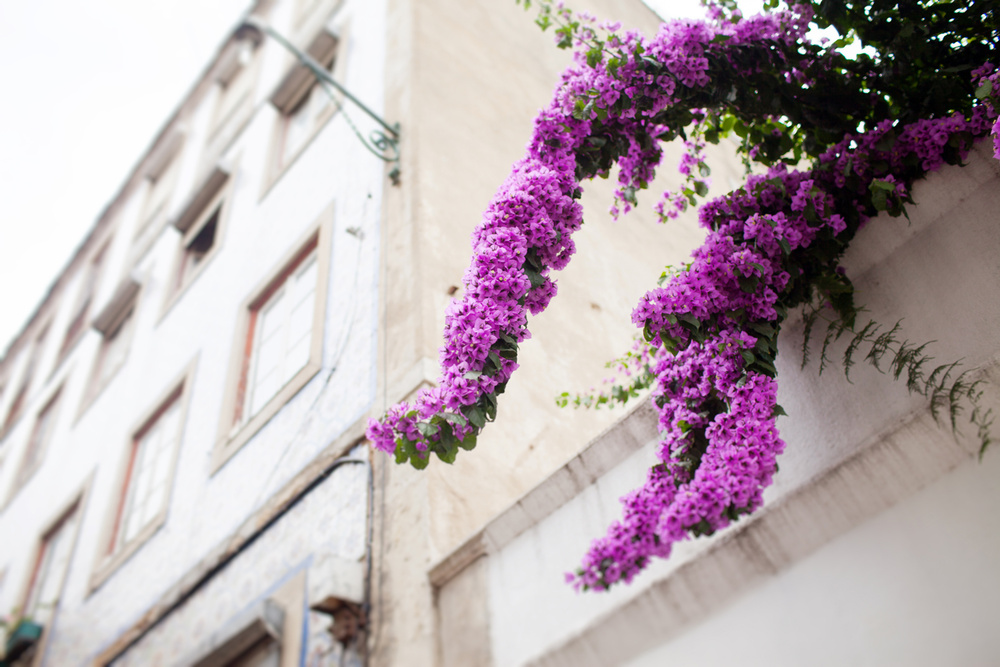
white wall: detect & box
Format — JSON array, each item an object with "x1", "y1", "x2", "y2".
[
  {"x1": 627, "y1": 447, "x2": 1000, "y2": 667},
  {"x1": 0, "y1": 0, "x2": 386, "y2": 663},
  {"x1": 478, "y1": 142, "x2": 1000, "y2": 666}
]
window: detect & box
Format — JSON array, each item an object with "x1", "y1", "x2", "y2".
[
  {"x1": 58, "y1": 242, "x2": 110, "y2": 362},
  {"x1": 135, "y1": 132, "x2": 184, "y2": 238},
  {"x1": 7, "y1": 387, "x2": 62, "y2": 501},
  {"x1": 165, "y1": 164, "x2": 233, "y2": 308},
  {"x1": 1, "y1": 384, "x2": 27, "y2": 440},
  {"x1": 178, "y1": 205, "x2": 220, "y2": 288},
  {"x1": 91, "y1": 362, "x2": 193, "y2": 587},
  {"x1": 243, "y1": 248, "x2": 318, "y2": 420},
  {"x1": 214, "y1": 215, "x2": 332, "y2": 471},
  {"x1": 277, "y1": 76, "x2": 334, "y2": 170},
  {"x1": 23, "y1": 501, "x2": 80, "y2": 628},
  {"x1": 207, "y1": 39, "x2": 259, "y2": 149},
  {"x1": 183, "y1": 572, "x2": 304, "y2": 667},
  {"x1": 225, "y1": 637, "x2": 281, "y2": 667},
  {"x1": 95, "y1": 308, "x2": 134, "y2": 389},
  {"x1": 80, "y1": 279, "x2": 141, "y2": 413},
  {"x1": 265, "y1": 29, "x2": 342, "y2": 186},
  {"x1": 110, "y1": 391, "x2": 181, "y2": 553},
  {"x1": 293, "y1": 0, "x2": 326, "y2": 28},
  {"x1": 1, "y1": 323, "x2": 51, "y2": 439}
]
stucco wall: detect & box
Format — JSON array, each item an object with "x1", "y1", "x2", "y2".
[
  {"x1": 0, "y1": 0, "x2": 385, "y2": 664},
  {"x1": 371, "y1": 1, "x2": 746, "y2": 663},
  {"x1": 105, "y1": 458, "x2": 367, "y2": 667},
  {"x1": 435, "y1": 142, "x2": 1000, "y2": 666},
  {"x1": 626, "y1": 448, "x2": 1000, "y2": 667}
]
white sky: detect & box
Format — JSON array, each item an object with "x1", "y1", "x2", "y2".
[
  {"x1": 0, "y1": 0, "x2": 765, "y2": 354},
  {"x1": 0, "y1": 0, "x2": 251, "y2": 353}
]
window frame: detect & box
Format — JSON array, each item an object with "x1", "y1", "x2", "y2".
[
  {"x1": 213, "y1": 210, "x2": 333, "y2": 473},
  {"x1": 133, "y1": 131, "x2": 185, "y2": 242},
  {"x1": 14, "y1": 483, "x2": 88, "y2": 667},
  {"x1": 56, "y1": 239, "x2": 112, "y2": 366},
  {"x1": 89, "y1": 358, "x2": 197, "y2": 591},
  {"x1": 5, "y1": 384, "x2": 64, "y2": 506},
  {"x1": 78, "y1": 279, "x2": 142, "y2": 418},
  {"x1": 162, "y1": 164, "x2": 236, "y2": 316},
  {"x1": 1, "y1": 321, "x2": 53, "y2": 441},
  {"x1": 182, "y1": 571, "x2": 306, "y2": 667},
  {"x1": 260, "y1": 24, "x2": 349, "y2": 197},
  {"x1": 203, "y1": 38, "x2": 262, "y2": 169}
]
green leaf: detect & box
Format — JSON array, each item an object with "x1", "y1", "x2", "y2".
[
  {"x1": 524, "y1": 266, "x2": 546, "y2": 288},
  {"x1": 643, "y1": 320, "x2": 657, "y2": 343},
  {"x1": 435, "y1": 439, "x2": 460, "y2": 464},
  {"x1": 586, "y1": 45, "x2": 603, "y2": 68},
  {"x1": 458, "y1": 431, "x2": 478, "y2": 451},
  {"x1": 975, "y1": 80, "x2": 994, "y2": 100},
  {"x1": 441, "y1": 412, "x2": 468, "y2": 427},
  {"x1": 410, "y1": 452, "x2": 429, "y2": 470},
  {"x1": 465, "y1": 405, "x2": 486, "y2": 429},
  {"x1": 871, "y1": 187, "x2": 888, "y2": 211},
  {"x1": 417, "y1": 422, "x2": 440, "y2": 437},
  {"x1": 677, "y1": 312, "x2": 701, "y2": 330},
  {"x1": 394, "y1": 438, "x2": 409, "y2": 465},
  {"x1": 772, "y1": 404, "x2": 788, "y2": 418},
  {"x1": 738, "y1": 274, "x2": 759, "y2": 293},
  {"x1": 694, "y1": 181, "x2": 709, "y2": 197},
  {"x1": 659, "y1": 333, "x2": 681, "y2": 355}
]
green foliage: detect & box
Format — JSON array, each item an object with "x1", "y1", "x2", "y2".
[
  {"x1": 522, "y1": 0, "x2": 996, "y2": 189},
  {"x1": 800, "y1": 301, "x2": 996, "y2": 458},
  {"x1": 530, "y1": 0, "x2": 996, "y2": 459}
]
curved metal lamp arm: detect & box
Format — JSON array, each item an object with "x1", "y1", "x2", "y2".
[{"x1": 241, "y1": 16, "x2": 401, "y2": 182}]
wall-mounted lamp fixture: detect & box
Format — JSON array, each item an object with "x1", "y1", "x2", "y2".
[{"x1": 238, "y1": 16, "x2": 401, "y2": 185}]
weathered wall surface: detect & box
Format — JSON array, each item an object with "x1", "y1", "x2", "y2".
[
  {"x1": 105, "y1": 459, "x2": 367, "y2": 667},
  {"x1": 372, "y1": 1, "x2": 748, "y2": 665},
  {"x1": 432, "y1": 142, "x2": 1000, "y2": 666},
  {"x1": 0, "y1": 0, "x2": 384, "y2": 664},
  {"x1": 625, "y1": 447, "x2": 1000, "y2": 667}
]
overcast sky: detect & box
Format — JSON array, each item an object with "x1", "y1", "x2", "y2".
[
  {"x1": 0, "y1": 0, "x2": 742, "y2": 354},
  {"x1": 0, "y1": 0, "x2": 251, "y2": 352}
]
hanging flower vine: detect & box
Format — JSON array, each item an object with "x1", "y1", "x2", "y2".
[{"x1": 367, "y1": 0, "x2": 999, "y2": 591}]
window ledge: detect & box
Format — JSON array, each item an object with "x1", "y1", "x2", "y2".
[
  {"x1": 259, "y1": 104, "x2": 340, "y2": 202},
  {"x1": 172, "y1": 163, "x2": 232, "y2": 235},
  {"x1": 211, "y1": 360, "x2": 322, "y2": 475},
  {"x1": 88, "y1": 508, "x2": 167, "y2": 594}
]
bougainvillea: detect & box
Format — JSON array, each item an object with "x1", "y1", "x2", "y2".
[{"x1": 368, "y1": 0, "x2": 999, "y2": 590}]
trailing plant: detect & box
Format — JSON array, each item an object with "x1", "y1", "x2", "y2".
[{"x1": 367, "y1": 0, "x2": 999, "y2": 591}]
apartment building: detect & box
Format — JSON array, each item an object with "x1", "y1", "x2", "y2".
[
  {"x1": 0, "y1": 0, "x2": 684, "y2": 664},
  {"x1": 0, "y1": 0, "x2": 384, "y2": 663},
  {"x1": 5, "y1": 0, "x2": 996, "y2": 665}
]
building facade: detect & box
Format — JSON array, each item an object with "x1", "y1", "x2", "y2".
[
  {"x1": 4, "y1": 0, "x2": 997, "y2": 666},
  {"x1": 0, "y1": 0, "x2": 385, "y2": 663},
  {"x1": 0, "y1": 0, "x2": 685, "y2": 664}
]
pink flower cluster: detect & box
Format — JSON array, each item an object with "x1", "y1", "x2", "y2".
[
  {"x1": 366, "y1": 109, "x2": 589, "y2": 456},
  {"x1": 368, "y1": 3, "x2": 999, "y2": 590},
  {"x1": 571, "y1": 105, "x2": 991, "y2": 592},
  {"x1": 971, "y1": 63, "x2": 1000, "y2": 159}
]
